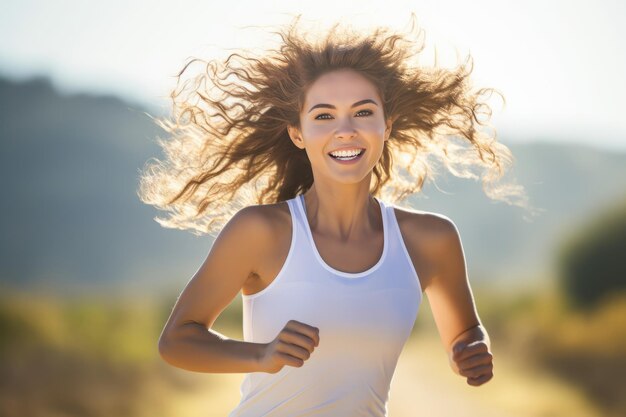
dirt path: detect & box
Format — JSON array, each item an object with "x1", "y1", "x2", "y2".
[
  {"x1": 159, "y1": 335, "x2": 604, "y2": 417},
  {"x1": 388, "y1": 336, "x2": 603, "y2": 417}
]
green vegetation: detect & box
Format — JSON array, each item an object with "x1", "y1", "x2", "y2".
[
  {"x1": 476, "y1": 285, "x2": 626, "y2": 417},
  {"x1": 0, "y1": 290, "x2": 193, "y2": 417},
  {"x1": 1, "y1": 279, "x2": 624, "y2": 416},
  {"x1": 556, "y1": 197, "x2": 626, "y2": 310}
]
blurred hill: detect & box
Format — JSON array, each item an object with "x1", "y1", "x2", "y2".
[
  {"x1": 1, "y1": 74, "x2": 625, "y2": 295},
  {"x1": 0, "y1": 75, "x2": 209, "y2": 297},
  {"x1": 411, "y1": 140, "x2": 626, "y2": 287}
]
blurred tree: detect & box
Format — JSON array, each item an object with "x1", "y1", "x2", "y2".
[{"x1": 557, "y1": 197, "x2": 626, "y2": 310}]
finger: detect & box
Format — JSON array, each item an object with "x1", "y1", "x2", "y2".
[
  {"x1": 459, "y1": 364, "x2": 493, "y2": 379},
  {"x1": 458, "y1": 352, "x2": 493, "y2": 371},
  {"x1": 452, "y1": 341, "x2": 467, "y2": 356},
  {"x1": 282, "y1": 329, "x2": 317, "y2": 352},
  {"x1": 288, "y1": 320, "x2": 320, "y2": 347},
  {"x1": 278, "y1": 351, "x2": 304, "y2": 367},
  {"x1": 278, "y1": 339, "x2": 311, "y2": 360},
  {"x1": 467, "y1": 371, "x2": 493, "y2": 386},
  {"x1": 454, "y1": 341, "x2": 489, "y2": 362}
]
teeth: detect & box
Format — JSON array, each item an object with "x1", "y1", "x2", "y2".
[{"x1": 330, "y1": 149, "x2": 363, "y2": 158}]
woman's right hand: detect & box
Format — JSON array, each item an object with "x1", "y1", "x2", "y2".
[{"x1": 258, "y1": 320, "x2": 320, "y2": 374}]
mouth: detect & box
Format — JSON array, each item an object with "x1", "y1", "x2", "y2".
[
  {"x1": 328, "y1": 149, "x2": 365, "y2": 164},
  {"x1": 328, "y1": 148, "x2": 366, "y2": 161}
]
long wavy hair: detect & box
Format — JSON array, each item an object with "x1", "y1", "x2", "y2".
[{"x1": 137, "y1": 14, "x2": 539, "y2": 237}]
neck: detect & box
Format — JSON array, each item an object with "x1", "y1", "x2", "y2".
[{"x1": 301, "y1": 182, "x2": 381, "y2": 242}]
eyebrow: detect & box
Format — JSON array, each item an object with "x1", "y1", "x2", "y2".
[{"x1": 307, "y1": 99, "x2": 378, "y2": 113}]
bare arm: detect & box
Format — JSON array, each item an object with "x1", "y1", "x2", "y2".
[
  {"x1": 422, "y1": 215, "x2": 494, "y2": 386},
  {"x1": 159, "y1": 324, "x2": 263, "y2": 373},
  {"x1": 157, "y1": 206, "x2": 273, "y2": 373}
]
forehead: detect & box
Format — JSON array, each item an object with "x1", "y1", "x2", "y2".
[{"x1": 303, "y1": 69, "x2": 380, "y2": 107}]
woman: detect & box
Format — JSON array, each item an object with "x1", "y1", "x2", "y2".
[{"x1": 139, "y1": 14, "x2": 534, "y2": 416}]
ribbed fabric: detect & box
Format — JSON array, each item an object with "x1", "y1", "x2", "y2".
[{"x1": 228, "y1": 194, "x2": 423, "y2": 417}]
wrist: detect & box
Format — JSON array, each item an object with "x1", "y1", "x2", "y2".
[{"x1": 253, "y1": 342, "x2": 267, "y2": 372}]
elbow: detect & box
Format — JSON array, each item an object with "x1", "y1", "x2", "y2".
[
  {"x1": 158, "y1": 336, "x2": 168, "y2": 360},
  {"x1": 158, "y1": 332, "x2": 174, "y2": 363}
]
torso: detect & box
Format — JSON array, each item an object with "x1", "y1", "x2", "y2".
[{"x1": 241, "y1": 200, "x2": 438, "y2": 296}]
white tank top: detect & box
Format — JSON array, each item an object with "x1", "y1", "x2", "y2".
[{"x1": 228, "y1": 194, "x2": 423, "y2": 417}]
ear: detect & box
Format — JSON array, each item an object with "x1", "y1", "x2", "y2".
[
  {"x1": 384, "y1": 117, "x2": 393, "y2": 142},
  {"x1": 287, "y1": 125, "x2": 305, "y2": 150}
]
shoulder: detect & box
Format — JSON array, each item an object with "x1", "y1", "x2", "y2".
[
  {"x1": 224, "y1": 201, "x2": 292, "y2": 281},
  {"x1": 392, "y1": 204, "x2": 459, "y2": 242},
  {"x1": 225, "y1": 200, "x2": 290, "y2": 241},
  {"x1": 390, "y1": 204, "x2": 462, "y2": 288}
]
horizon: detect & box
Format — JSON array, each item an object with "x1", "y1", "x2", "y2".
[{"x1": 2, "y1": 70, "x2": 623, "y2": 155}]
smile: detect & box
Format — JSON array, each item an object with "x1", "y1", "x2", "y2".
[{"x1": 328, "y1": 149, "x2": 366, "y2": 164}]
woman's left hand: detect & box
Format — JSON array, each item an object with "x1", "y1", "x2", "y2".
[{"x1": 450, "y1": 339, "x2": 494, "y2": 386}]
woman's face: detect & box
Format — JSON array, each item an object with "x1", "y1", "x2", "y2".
[{"x1": 288, "y1": 69, "x2": 392, "y2": 185}]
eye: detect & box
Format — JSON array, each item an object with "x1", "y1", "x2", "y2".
[{"x1": 314, "y1": 109, "x2": 373, "y2": 120}]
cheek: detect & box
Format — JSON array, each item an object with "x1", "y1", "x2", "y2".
[
  {"x1": 360, "y1": 116, "x2": 386, "y2": 133},
  {"x1": 364, "y1": 125, "x2": 387, "y2": 142},
  {"x1": 304, "y1": 123, "x2": 332, "y2": 137}
]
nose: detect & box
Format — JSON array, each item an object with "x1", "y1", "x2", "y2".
[{"x1": 334, "y1": 117, "x2": 357, "y2": 140}]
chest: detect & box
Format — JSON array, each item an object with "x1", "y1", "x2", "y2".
[{"x1": 243, "y1": 208, "x2": 432, "y2": 296}]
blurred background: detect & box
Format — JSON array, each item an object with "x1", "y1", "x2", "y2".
[{"x1": 1, "y1": 1, "x2": 625, "y2": 416}]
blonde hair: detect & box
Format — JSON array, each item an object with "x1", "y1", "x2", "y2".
[{"x1": 137, "y1": 14, "x2": 539, "y2": 237}]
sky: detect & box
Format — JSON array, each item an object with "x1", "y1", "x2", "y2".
[{"x1": 1, "y1": 0, "x2": 625, "y2": 151}]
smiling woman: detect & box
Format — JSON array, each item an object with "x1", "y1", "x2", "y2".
[
  {"x1": 136, "y1": 14, "x2": 536, "y2": 237},
  {"x1": 287, "y1": 69, "x2": 392, "y2": 180},
  {"x1": 138, "y1": 12, "x2": 535, "y2": 417}
]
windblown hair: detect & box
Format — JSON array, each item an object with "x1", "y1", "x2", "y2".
[{"x1": 137, "y1": 14, "x2": 539, "y2": 237}]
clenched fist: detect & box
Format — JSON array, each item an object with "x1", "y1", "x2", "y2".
[
  {"x1": 450, "y1": 339, "x2": 494, "y2": 386},
  {"x1": 258, "y1": 320, "x2": 320, "y2": 374}
]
